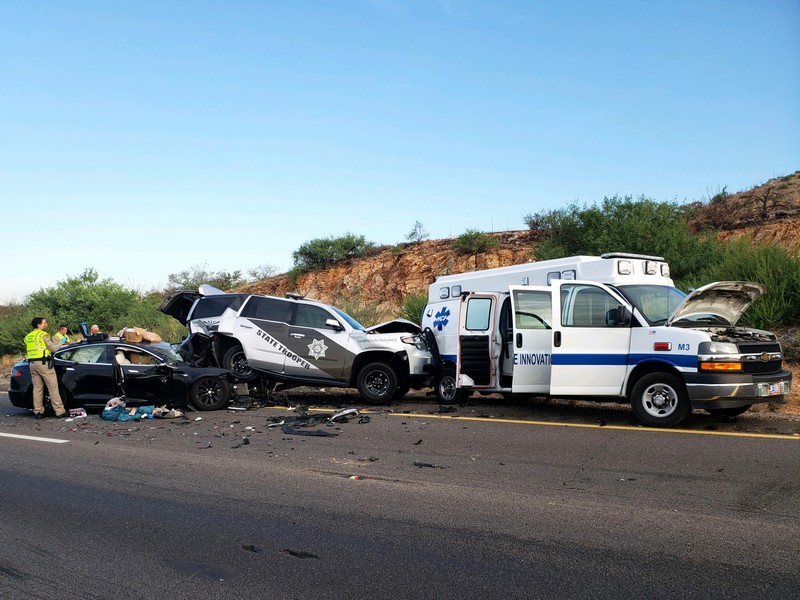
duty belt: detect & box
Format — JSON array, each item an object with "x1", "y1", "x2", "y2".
[{"x1": 28, "y1": 357, "x2": 50, "y2": 363}]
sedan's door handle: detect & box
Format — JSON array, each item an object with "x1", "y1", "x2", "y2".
[
  {"x1": 290, "y1": 333, "x2": 305, "y2": 338},
  {"x1": 127, "y1": 369, "x2": 140, "y2": 373},
  {"x1": 65, "y1": 367, "x2": 75, "y2": 371}
]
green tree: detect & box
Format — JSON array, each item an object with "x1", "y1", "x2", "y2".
[
  {"x1": 405, "y1": 221, "x2": 429, "y2": 243},
  {"x1": 452, "y1": 229, "x2": 498, "y2": 269},
  {"x1": 0, "y1": 304, "x2": 43, "y2": 356},
  {"x1": 26, "y1": 269, "x2": 139, "y2": 334},
  {"x1": 525, "y1": 196, "x2": 722, "y2": 289},
  {"x1": 167, "y1": 264, "x2": 245, "y2": 291},
  {"x1": 292, "y1": 233, "x2": 375, "y2": 271}
]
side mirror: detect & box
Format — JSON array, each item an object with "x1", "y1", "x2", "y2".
[
  {"x1": 325, "y1": 318, "x2": 343, "y2": 331},
  {"x1": 607, "y1": 305, "x2": 631, "y2": 326}
]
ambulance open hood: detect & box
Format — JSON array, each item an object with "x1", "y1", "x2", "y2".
[{"x1": 665, "y1": 281, "x2": 765, "y2": 327}]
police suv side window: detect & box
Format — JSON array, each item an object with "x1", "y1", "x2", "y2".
[
  {"x1": 192, "y1": 295, "x2": 247, "y2": 319},
  {"x1": 241, "y1": 297, "x2": 293, "y2": 324},
  {"x1": 294, "y1": 304, "x2": 335, "y2": 329}
]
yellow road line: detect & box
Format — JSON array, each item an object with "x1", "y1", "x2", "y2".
[{"x1": 262, "y1": 405, "x2": 800, "y2": 441}]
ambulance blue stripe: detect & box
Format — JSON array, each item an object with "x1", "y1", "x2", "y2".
[{"x1": 551, "y1": 353, "x2": 697, "y2": 368}]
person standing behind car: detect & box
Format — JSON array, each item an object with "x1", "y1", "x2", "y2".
[
  {"x1": 54, "y1": 324, "x2": 71, "y2": 344},
  {"x1": 24, "y1": 317, "x2": 67, "y2": 419}
]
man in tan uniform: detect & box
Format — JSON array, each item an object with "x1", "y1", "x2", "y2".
[{"x1": 24, "y1": 317, "x2": 66, "y2": 419}]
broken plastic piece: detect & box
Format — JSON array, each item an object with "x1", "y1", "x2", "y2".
[{"x1": 329, "y1": 408, "x2": 359, "y2": 422}]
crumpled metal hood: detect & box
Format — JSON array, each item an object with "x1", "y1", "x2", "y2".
[
  {"x1": 666, "y1": 281, "x2": 765, "y2": 326},
  {"x1": 364, "y1": 318, "x2": 422, "y2": 334}
]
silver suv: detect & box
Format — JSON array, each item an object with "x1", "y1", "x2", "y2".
[{"x1": 160, "y1": 285, "x2": 436, "y2": 403}]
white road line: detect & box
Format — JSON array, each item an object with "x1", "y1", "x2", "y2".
[{"x1": 0, "y1": 432, "x2": 70, "y2": 444}]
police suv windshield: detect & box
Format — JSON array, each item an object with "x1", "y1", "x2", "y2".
[
  {"x1": 332, "y1": 307, "x2": 365, "y2": 330},
  {"x1": 616, "y1": 285, "x2": 686, "y2": 326}
]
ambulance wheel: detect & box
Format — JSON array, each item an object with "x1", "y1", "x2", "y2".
[
  {"x1": 706, "y1": 406, "x2": 750, "y2": 418},
  {"x1": 191, "y1": 376, "x2": 231, "y2": 411},
  {"x1": 222, "y1": 346, "x2": 257, "y2": 380},
  {"x1": 630, "y1": 372, "x2": 690, "y2": 427},
  {"x1": 435, "y1": 367, "x2": 464, "y2": 404},
  {"x1": 357, "y1": 363, "x2": 398, "y2": 405}
]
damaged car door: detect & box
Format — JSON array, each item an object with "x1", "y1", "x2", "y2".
[{"x1": 232, "y1": 295, "x2": 293, "y2": 374}]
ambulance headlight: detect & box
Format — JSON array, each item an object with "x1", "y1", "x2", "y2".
[{"x1": 698, "y1": 341, "x2": 739, "y2": 356}]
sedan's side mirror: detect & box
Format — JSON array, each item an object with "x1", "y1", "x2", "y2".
[{"x1": 325, "y1": 318, "x2": 343, "y2": 331}]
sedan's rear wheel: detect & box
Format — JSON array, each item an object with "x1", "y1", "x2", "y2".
[{"x1": 191, "y1": 377, "x2": 231, "y2": 411}]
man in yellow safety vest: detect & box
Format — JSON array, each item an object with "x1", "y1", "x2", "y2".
[
  {"x1": 54, "y1": 324, "x2": 71, "y2": 344},
  {"x1": 24, "y1": 317, "x2": 66, "y2": 419}
]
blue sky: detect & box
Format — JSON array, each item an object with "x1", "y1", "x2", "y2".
[{"x1": 2, "y1": 1, "x2": 798, "y2": 302}]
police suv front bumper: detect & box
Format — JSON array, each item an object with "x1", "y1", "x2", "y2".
[{"x1": 684, "y1": 370, "x2": 792, "y2": 410}]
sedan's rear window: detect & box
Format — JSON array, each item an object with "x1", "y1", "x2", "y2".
[{"x1": 60, "y1": 346, "x2": 108, "y2": 364}]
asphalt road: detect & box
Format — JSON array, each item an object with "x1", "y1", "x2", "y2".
[{"x1": 1, "y1": 390, "x2": 798, "y2": 599}]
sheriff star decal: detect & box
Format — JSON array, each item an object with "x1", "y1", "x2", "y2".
[{"x1": 307, "y1": 338, "x2": 328, "y2": 360}]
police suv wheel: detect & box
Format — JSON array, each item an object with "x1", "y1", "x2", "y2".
[
  {"x1": 356, "y1": 363, "x2": 398, "y2": 405},
  {"x1": 191, "y1": 376, "x2": 231, "y2": 411},
  {"x1": 630, "y1": 372, "x2": 690, "y2": 427},
  {"x1": 435, "y1": 367, "x2": 464, "y2": 404},
  {"x1": 222, "y1": 346, "x2": 257, "y2": 380}
]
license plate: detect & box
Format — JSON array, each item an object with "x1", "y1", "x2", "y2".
[{"x1": 767, "y1": 383, "x2": 782, "y2": 396}]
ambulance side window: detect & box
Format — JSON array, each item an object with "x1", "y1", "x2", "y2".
[
  {"x1": 513, "y1": 290, "x2": 552, "y2": 330},
  {"x1": 561, "y1": 284, "x2": 618, "y2": 328},
  {"x1": 465, "y1": 298, "x2": 492, "y2": 331}
]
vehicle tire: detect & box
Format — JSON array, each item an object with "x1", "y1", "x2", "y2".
[
  {"x1": 434, "y1": 367, "x2": 464, "y2": 404},
  {"x1": 356, "y1": 362, "x2": 398, "y2": 405},
  {"x1": 706, "y1": 406, "x2": 750, "y2": 418},
  {"x1": 392, "y1": 382, "x2": 411, "y2": 401},
  {"x1": 630, "y1": 372, "x2": 691, "y2": 427},
  {"x1": 190, "y1": 376, "x2": 231, "y2": 411},
  {"x1": 222, "y1": 346, "x2": 258, "y2": 380}
]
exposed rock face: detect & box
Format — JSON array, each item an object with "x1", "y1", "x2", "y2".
[{"x1": 237, "y1": 231, "x2": 534, "y2": 316}]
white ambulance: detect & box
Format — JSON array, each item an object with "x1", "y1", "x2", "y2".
[{"x1": 421, "y1": 253, "x2": 792, "y2": 427}]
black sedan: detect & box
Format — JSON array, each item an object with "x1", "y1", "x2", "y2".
[{"x1": 9, "y1": 339, "x2": 236, "y2": 412}]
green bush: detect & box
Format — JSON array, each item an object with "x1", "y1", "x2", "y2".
[
  {"x1": 26, "y1": 269, "x2": 139, "y2": 335},
  {"x1": 292, "y1": 233, "x2": 375, "y2": 271},
  {"x1": 703, "y1": 239, "x2": 800, "y2": 329},
  {"x1": 167, "y1": 264, "x2": 245, "y2": 291},
  {"x1": 525, "y1": 196, "x2": 723, "y2": 289},
  {"x1": 399, "y1": 292, "x2": 428, "y2": 325},
  {"x1": 0, "y1": 304, "x2": 45, "y2": 356},
  {"x1": 452, "y1": 229, "x2": 498, "y2": 255}
]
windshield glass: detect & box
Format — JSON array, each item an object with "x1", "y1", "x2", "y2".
[
  {"x1": 616, "y1": 285, "x2": 685, "y2": 325},
  {"x1": 332, "y1": 307, "x2": 365, "y2": 330},
  {"x1": 153, "y1": 343, "x2": 185, "y2": 363}
]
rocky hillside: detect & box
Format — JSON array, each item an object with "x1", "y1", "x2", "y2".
[{"x1": 238, "y1": 171, "x2": 800, "y2": 319}]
